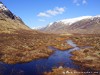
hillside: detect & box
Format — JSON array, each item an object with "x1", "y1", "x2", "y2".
[
  {"x1": 39, "y1": 15, "x2": 100, "y2": 34},
  {"x1": 0, "y1": 2, "x2": 30, "y2": 33},
  {"x1": 0, "y1": 2, "x2": 71, "y2": 64}
]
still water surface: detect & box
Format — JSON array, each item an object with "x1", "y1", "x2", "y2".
[{"x1": 0, "y1": 40, "x2": 85, "y2": 75}]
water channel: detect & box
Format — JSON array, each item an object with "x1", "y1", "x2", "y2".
[{"x1": 0, "y1": 40, "x2": 90, "y2": 75}]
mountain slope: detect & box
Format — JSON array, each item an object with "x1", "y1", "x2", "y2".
[
  {"x1": 39, "y1": 15, "x2": 100, "y2": 34},
  {"x1": 0, "y1": 2, "x2": 30, "y2": 33},
  {"x1": 0, "y1": 2, "x2": 61, "y2": 64}
]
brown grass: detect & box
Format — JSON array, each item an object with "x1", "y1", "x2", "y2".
[
  {"x1": 44, "y1": 67, "x2": 83, "y2": 75},
  {"x1": 0, "y1": 29, "x2": 72, "y2": 64},
  {"x1": 69, "y1": 34, "x2": 100, "y2": 71}
]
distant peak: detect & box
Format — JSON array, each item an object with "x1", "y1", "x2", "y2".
[
  {"x1": 45, "y1": 15, "x2": 100, "y2": 28},
  {"x1": 58, "y1": 16, "x2": 93, "y2": 25},
  {"x1": 94, "y1": 15, "x2": 100, "y2": 17},
  {"x1": 55, "y1": 15, "x2": 100, "y2": 25},
  {"x1": 48, "y1": 22, "x2": 53, "y2": 27}
]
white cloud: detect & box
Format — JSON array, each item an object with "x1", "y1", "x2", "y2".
[
  {"x1": 82, "y1": 0, "x2": 87, "y2": 4},
  {"x1": 37, "y1": 7, "x2": 65, "y2": 17},
  {"x1": 47, "y1": 7, "x2": 65, "y2": 15},
  {"x1": 76, "y1": 3, "x2": 80, "y2": 6},
  {"x1": 38, "y1": 19, "x2": 45, "y2": 22},
  {"x1": 37, "y1": 12, "x2": 50, "y2": 17},
  {"x1": 32, "y1": 26, "x2": 42, "y2": 30},
  {"x1": 73, "y1": 0, "x2": 79, "y2": 4},
  {"x1": 73, "y1": 0, "x2": 87, "y2": 6}
]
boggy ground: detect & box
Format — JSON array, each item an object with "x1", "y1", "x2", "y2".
[
  {"x1": 43, "y1": 34, "x2": 100, "y2": 75},
  {"x1": 44, "y1": 67, "x2": 99, "y2": 75},
  {"x1": 0, "y1": 29, "x2": 72, "y2": 64},
  {"x1": 0, "y1": 29, "x2": 100, "y2": 74},
  {"x1": 69, "y1": 34, "x2": 100, "y2": 71},
  {"x1": 44, "y1": 67, "x2": 83, "y2": 75}
]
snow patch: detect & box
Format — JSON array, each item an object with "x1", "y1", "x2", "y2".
[
  {"x1": 48, "y1": 22, "x2": 53, "y2": 27},
  {"x1": 59, "y1": 16, "x2": 93, "y2": 25},
  {"x1": 94, "y1": 15, "x2": 100, "y2": 18},
  {"x1": 0, "y1": 3, "x2": 8, "y2": 11},
  {"x1": 39, "y1": 15, "x2": 100, "y2": 29},
  {"x1": 32, "y1": 26, "x2": 44, "y2": 30}
]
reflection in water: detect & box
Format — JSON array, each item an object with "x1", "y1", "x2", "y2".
[
  {"x1": 0, "y1": 40, "x2": 90, "y2": 75},
  {"x1": 66, "y1": 40, "x2": 77, "y2": 47},
  {"x1": 0, "y1": 49, "x2": 80, "y2": 75},
  {"x1": 0, "y1": 63, "x2": 6, "y2": 75}
]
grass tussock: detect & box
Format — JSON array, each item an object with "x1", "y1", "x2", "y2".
[
  {"x1": 70, "y1": 34, "x2": 100, "y2": 70},
  {"x1": 0, "y1": 30, "x2": 72, "y2": 64},
  {"x1": 44, "y1": 67, "x2": 83, "y2": 75}
]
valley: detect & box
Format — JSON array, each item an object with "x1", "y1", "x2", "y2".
[
  {"x1": 43, "y1": 34, "x2": 100, "y2": 75},
  {"x1": 0, "y1": 32, "x2": 100, "y2": 75},
  {"x1": 0, "y1": 1, "x2": 100, "y2": 75},
  {"x1": 0, "y1": 30, "x2": 70, "y2": 64}
]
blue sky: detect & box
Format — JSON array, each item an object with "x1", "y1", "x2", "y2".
[{"x1": 1, "y1": 0, "x2": 100, "y2": 28}]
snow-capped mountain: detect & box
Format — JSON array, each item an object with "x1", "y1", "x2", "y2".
[
  {"x1": 0, "y1": 2, "x2": 30, "y2": 32},
  {"x1": 0, "y1": 1, "x2": 23, "y2": 21},
  {"x1": 58, "y1": 16, "x2": 93, "y2": 25},
  {"x1": 0, "y1": 2, "x2": 8, "y2": 11},
  {"x1": 39, "y1": 15, "x2": 100, "y2": 34}
]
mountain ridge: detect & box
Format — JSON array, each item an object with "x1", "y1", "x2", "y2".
[
  {"x1": 39, "y1": 15, "x2": 100, "y2": 34},
  {"x1": 0, "y1": 2, "x2": 30, "y2": 33}
]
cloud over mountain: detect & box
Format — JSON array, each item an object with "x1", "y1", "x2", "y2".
[{"x1": 37, "y1": 7, "x2": 65, "y2": 17}]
